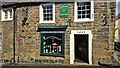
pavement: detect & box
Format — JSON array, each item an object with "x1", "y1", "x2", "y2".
[{"x1": 1, "y1": 64, "x2": 120, "y2": 68}]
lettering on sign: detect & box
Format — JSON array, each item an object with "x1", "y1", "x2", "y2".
[
  {"x1": 77, "y1": 31, "x2": 85, "y2": 34},
  {"x1": 35, "y1": 59, "x2": 64, "y2": 64}
]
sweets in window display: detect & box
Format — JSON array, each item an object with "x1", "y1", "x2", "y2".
[{"x1": 43, "y1": 34, "x2": 62, "y2": 54}]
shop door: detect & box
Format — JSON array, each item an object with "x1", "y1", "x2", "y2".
[{"x1": 74, "y1": 34, "x2": 89, "y2": 63}]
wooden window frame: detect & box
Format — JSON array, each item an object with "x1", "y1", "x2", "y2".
[
  {"x1": 74, "y1": 1, "x2": 94, "y2": 22},
  {"x1": 39, "y1": 3, "x2": 55, "y2": 23},
  {"x1": 1, "y1": 9, "x2": 13, "y2": 21},
  {"x1": 40, "y1": 31, "x2": 65, "y2": 57}
]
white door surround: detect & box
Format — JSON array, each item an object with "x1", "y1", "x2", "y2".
[{"x1": 70, "y1": 30, "x2": 92, "y2": 65}]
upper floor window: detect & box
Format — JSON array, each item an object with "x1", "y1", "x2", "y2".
[
  {"x1": 1, "y1": 9, "x2": 13, "y2": 21},
  {"x1": 39, "y1": 3, "x2": 55, "y2": 23},
  {"x1": 74, "y1": 1, "x2": 94, "y2": 22}
]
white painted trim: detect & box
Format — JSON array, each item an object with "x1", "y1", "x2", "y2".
[
  {"x1": 74, "y1": 1, "x2": 94, "y2": 22},
  {"x1": 1, "y1": 9, "x2": 13, "y2": 21},
  {"x1": 91, "y1": 1, "x2": 94, "y2": 21},
  {"x1": 39, "y1": 3, "x2": 55, "y2": 23},
  {"x1": 70, "y1": 34, "x2": 74, "y2": 64},
  {"x1": 70, "y1": 30, "x2": 92, "y2": 65}
]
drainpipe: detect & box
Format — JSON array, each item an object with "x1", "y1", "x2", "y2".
[{"x1": 13, "y1": 6, "x2": 16, "y2": 64}]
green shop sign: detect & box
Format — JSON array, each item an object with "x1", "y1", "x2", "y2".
[{"x1": 60, "y1": 4, "x2": 68, "y2": 18}]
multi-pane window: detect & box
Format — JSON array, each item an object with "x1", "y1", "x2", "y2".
[
  {"x1": 74, "y1": 1, "x2": 94, "y2": 22},
  {"x1": 4, "y1": 10, "x2": 8, "y2": 19},
  {"x1": 39, "y1": 3, "x2": 55, "y2": 23},
  {"x1": 43, "y1": 5, "x2": 53, "y2": 21},
  {"x1": 1, "y1": 9, "x2": 13, "y2": 21},
  {"x1": 41, "y1": 31, "x2": 64, "y2": 56},
  {"x1": 77, "y1": 2, "x2": 91, "y2": 19}
]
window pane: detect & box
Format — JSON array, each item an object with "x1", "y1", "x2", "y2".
[
  {"x1": 47, "y1": 18, "x2": 49, "y2": 20},
  {"x1": 78, "y1": 15, "x2": 81, "y2": 19},
  {"x1": 82, "y1": 15, "x2": 85, "y2": 18},
  {"x1": 43, "y1": 18, "x2": 47, "y2": 21},
  {"x1": 86, "y1": 6, "x2": 90, "y2": 9},
  {"x1": 77, "y1": 7, "x2": 81, "y2": 10},
  {"x1": 86, "y1": 10, "x2": 90, "y2": 14},
  {"x1": 43, "y1": 14, "x2": 47, "y2": 18},
  {"x1": 82, "y1": 11, "x2": 85, "y2": 14},
  {"x1": 43, "y1": 10, "x2": 46, "y2": 13},
  {"x1": 82, "y1": 6, "x2": 85, "y2": 10},
  {"x1": 50, "y1": 17, "x2": 53, "y2": 21},
  {"x1": 47, "y1": 5, "x2": 52, "y2": 9},
  {"x1": 46, "y1": 14, "x2": 49, "y2": 17},
  {"x1": 43, "y1": 6, "x2": 47, "y2": 9},
  {"x1": 85, "y1": 2, "x2": 90, "y2": 5},
  {"x1": 78, "y1": 11, "x2": 81, "y2": 14},
  {"x1": 4, "y1": 10, "x2": 8, "y2": 19},
  {"x1": 77, "y1": 2, "x2": 84, "y2": 7},
  {"x1": 86, "y1": 15, "x2": 90, "y2": 18},
  {"x1": 9, "y1": 9, "x2": 12, "y2": 18}
]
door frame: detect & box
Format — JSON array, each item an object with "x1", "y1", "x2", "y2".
[{"x1": 70, "y1": 30, "x2": 92, "y2": 65}]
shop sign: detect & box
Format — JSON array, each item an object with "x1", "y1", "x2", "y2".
[{"x1": 60, "y1": 4, "x2": 68, "y2": 18}]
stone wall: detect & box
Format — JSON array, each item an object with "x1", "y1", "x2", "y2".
[
  {"x1": 1, "y1": 2, "x2": 116, "y2": 64},
  {"x1": 0, "y1": 7, "x2": 13, "y2": 63},
  {"x1": 1, "y1": 14, "x2": 13, "y2": 63}
]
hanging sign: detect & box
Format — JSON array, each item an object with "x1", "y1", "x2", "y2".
[{"x1": 60, "y1": 4, "x2": 68, "y2": 18}]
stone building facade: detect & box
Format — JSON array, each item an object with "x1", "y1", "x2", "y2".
[
  {"x1": 0, "y1": 1, "x2": 116, "y2": 65},
  {"x1": 115, "y1": 14, "x2": 120, "y2": 42}
]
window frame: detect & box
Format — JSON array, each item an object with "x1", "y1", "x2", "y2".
[
  {"x1": 40, "y1": 31, "x2": 65, "y2": 57},
  {"x1": 39, "y1": 3, "x2": 55, "y2": 23},
  {"x1": 74, "y1": 1, "x2": 94, "y2": 22},
  {"x1": 1, "y1": 9, "x2": 13, "y2": 21}
]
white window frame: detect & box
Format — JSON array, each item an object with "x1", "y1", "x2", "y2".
[
  {"x1": 74, "y1": 1, "x2": 94, "y2": 22},
  {"x1": 1, "y1": 9, "x2": 13, "y2": 21},
  {"x1": 39, "y1": 3, "x2": 55, "y2": 23}
]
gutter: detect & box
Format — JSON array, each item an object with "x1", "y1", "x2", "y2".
[{"x1": 13, "y1": 6, "x2": 16, "y2": 63}]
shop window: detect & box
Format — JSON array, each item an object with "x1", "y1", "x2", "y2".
[
  {"x1": 39, "y1": 3, "x2": 55, "y2": 23},
  {"x1": 41, "y1": 31, "x2": 65, "y2": 56},
  {"x1": 74, "y1": 1, "x2": 94, "y2": 22},
  {"x1": 1, "y1": 9, "x2": 13, "y2": 21}
]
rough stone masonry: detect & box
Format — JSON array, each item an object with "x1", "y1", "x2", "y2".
[{"x1": 0, "y1": 1, "x2": 116, "y2": 65}]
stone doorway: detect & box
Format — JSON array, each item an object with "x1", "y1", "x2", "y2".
[{"x1": 70, "y1": 30, "x2": 92, "y2": 65}]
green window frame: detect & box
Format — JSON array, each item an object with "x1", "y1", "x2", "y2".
[{"x1": 40, "y1": 31, "x2": 65, "y2": 57}]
